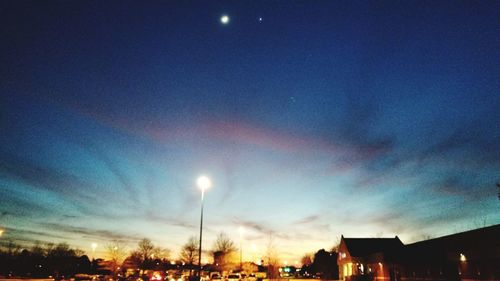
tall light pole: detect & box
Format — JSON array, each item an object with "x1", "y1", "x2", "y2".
[
  {"x1": 91, "y1": 243, "x2": 97, "y2": 273},
  {"x1": 91, "y1": 243, "x2": 97, "y2": 260},
  {"x1": 239, "y1": 226, "x2": 244, "y2": 269},
  {"x1": 197, "y1": 175, "x2": 212, "y2": 279}
]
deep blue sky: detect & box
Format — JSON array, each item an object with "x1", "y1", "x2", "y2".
[{"x1": 1, "y1": 1, "x2": 499, "y2": 261}]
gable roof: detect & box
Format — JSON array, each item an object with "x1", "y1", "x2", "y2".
[{"x1": 342, "y1": 236, "x2": 404, "y2": 257}]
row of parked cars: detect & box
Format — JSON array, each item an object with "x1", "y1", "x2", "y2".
[
  {"x1": 112, "y1": 271, "x2": 262, "y2": 281},
  {"x1": 208, "y1": 273, "x2": 258, "y2": 281}
]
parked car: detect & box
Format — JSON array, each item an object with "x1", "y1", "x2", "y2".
[
  {"x1": 226, "y1": 274, "x2": 241, "y2": 281},
  {"x1": 209, "y1": 273, "x2": 222, "y2": 281},
  {"x1": 245, "y1": 274, "x2": 257, "y2": 281}
]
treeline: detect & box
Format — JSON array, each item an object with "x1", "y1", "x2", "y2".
[
  {"x1": 0, "y1": 242, "x2": 93, "y2": 278},
  {"x1": 1, "y1": 234, "x2": 340, "y2": 280},
  {"x1": 300, "y1": 249, "x2": 339, "y2": 280}
]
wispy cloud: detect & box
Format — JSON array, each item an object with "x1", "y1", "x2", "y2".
[
  {"x1": 37, "y1": 222, "x2": 141, "y2": 244},
  {"x1": 293, "y1": 215, "x2": 320, "y2": 225}
]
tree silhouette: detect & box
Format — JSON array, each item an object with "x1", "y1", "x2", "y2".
[
  {"x1": 311, "y1": 249, "x2": 338, "y2": 280},
  {"x1": 264, "y1": 233, "x2": 279, "y2": 279},
  {"x1": 212, "y1": 232, "x2": 237, "y2": 272},
  {"x1": 105, "y1": 241, "x2": 127, "y2": 278},
  {"x1": 180, "y1": 236, "x2": 199, "y2": 276},
  {"x1": 137, "y1": 239, "x2": 155, "y2": 261},
  {"x1": 180, "y1": 236, "x2": 199, "y2": 265},
  {"x1": 212, "y1": 232, "x2": 236, "y2": 253}
]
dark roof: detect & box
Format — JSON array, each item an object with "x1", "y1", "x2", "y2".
[
  {"x1": 343, "y1": 236, "x2": 404, "y2": 257},
  {"x1": 405, "y1": 224, "x2": 500, "y2": 260}
]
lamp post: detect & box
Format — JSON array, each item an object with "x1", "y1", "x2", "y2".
[
  {"x1": 239, "y1": 226, "x2": 244, "y2": 269},
  {"x1": 197, "y1": 176, "x2": 212, "y2": 280},
  {"x1": 91, "y1": 243, "x2": 97, "y2": 273}
]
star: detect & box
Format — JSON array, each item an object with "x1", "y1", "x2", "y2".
[{"x1": 220, "y1": 15, "x2": 230, "y2": 25}]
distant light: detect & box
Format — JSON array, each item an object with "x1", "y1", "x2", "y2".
[
  {"x1": 0, "y1": 229, "x2": 4, "y2": 236},
  {"x1": 197, "y1": 176, "x2": 212, "y2": 191},
  {"x1": 258, "y1": 17, "x2": 263, "y2": 23},
  {"x1": 220, "y1": 15, "x2": 230, "y2": 25},
  {"x1": 378, "y1": 262, "x2": 383, "y2": 267},
  {"x1": 460, "y1": 253, "x2": 466, "y2": 262}
]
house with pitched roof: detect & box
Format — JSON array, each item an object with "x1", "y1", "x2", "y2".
[
  {"x1": 337, "y1": 224, "x2": 500, "y2": 281},
  {"x1": 337, "y1": 236, "x2": 404, "y2": 281}
]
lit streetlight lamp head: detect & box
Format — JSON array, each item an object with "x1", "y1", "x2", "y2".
[
  {"x1": 220, "y1": 15, "x2": 230, "y2": 25},
  {"x1": 197, "y1": 175, "x2": 212, "y2": 191}
]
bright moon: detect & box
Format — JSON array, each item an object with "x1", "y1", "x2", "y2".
[{"x1": 220, "y1": 15, "x2": 229, "y2": 25}]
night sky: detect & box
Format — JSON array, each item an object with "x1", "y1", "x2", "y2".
[{"x1": 1, "y1": 1, "x2": 499, "y2": 262}]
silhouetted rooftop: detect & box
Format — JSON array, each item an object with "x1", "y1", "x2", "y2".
[
  {"x1": 342, "y1": 236, "x2": 404, "y2": 257},
  {"x1": 405, "y1": 224, "x2": 500, "y2": 261}
]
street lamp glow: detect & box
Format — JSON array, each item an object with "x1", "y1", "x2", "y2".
[
  {"x1": 0, "y1": 229, "x2": 4, "y2": 237},
  {"x1": 220, "y1": 15, "x2": 230, "y2": 25},
  {"x1": 91, "y1": 243, "x2": 97, "y2": 262},
  {"x1": 197, "y1": 176, "x2": 212, "y2": 191},
  {"x1": 239, "y1": 226, "x2": 245, "y2": 268},
  {"x1": 197, "y1": 175, "x2": 212, "y2": 278},
  {"x1": 460, "y1": 253, "x2": 467, "y2": 262}
]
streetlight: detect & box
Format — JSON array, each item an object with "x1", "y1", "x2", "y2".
[
  {"x1": 239, "y1": 226, "x2": 245, "y2": 269},
  {"x1": 197, "y1": 175, "x2": 212, "y2": 279},
  {"x1": 0, "y1": 229, "x2": 4, "y2": 237},
  {"x1": 91, "y1": 243, "x2": 97, "y2": 273},
  {"x1": 91, "y1": 243, "x2": 97, "y2": 259}
]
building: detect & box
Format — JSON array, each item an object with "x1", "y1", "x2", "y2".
[
  {"x1": 337, "y1": 236, "x2": 404, "y2": 281},
  {"x1": 338, "y1": 224, "x2": 500, "y2": 281}
]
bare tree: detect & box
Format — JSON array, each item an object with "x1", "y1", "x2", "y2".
[
  {"x1": 31, "y1": 241, "x2": 45, "y2": 257},
  {"x1": 330, "y1": 236, "x2": 341, "y2": 252},
  {"x1": 212, "y1": 232, "x2": 237, "y2": 253},
  {"x1": 180, "y1": 236, "x2": 199, "y2": 265},
  {"x1": 106, "y1": 241, "x2": 127, "y2": 278},
  {"x1": 137, "y1": 238, "x2": 155, "y2": 261},
  {"x1": 152, "y1": 246, "x2": 170, "y2": 260},
  {"x1": 301, "y1": 253, "x2": 313, "y2": 266},
  {"x1": 264, "y1": 233, "x2": 279, "y2": 279},
  {"x1": 212, "y1": 232, "x2": 237, "y2": 272}
]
